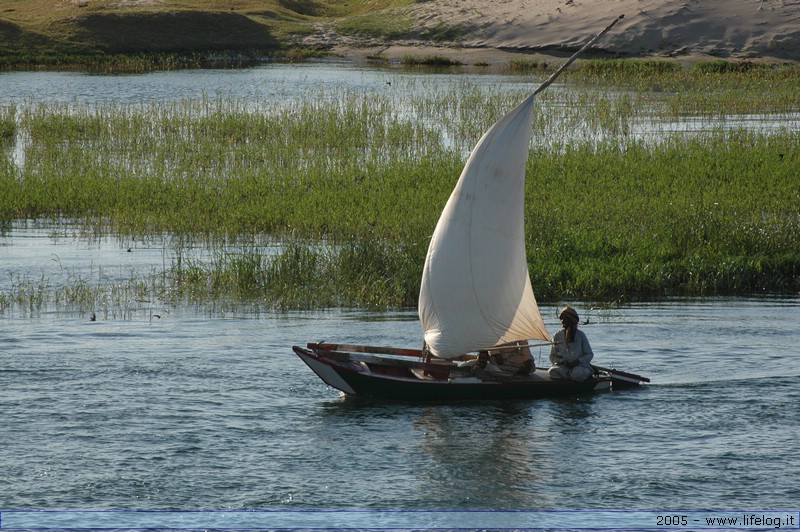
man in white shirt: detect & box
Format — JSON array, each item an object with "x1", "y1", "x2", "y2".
[{"x1": 548, "y1": 305, "x2": 594, "y2": 381}]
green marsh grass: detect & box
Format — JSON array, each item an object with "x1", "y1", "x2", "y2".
[
  {"x1": 168, "y1": 236, "x2": 424, "y2": 309},
  {"x1": 525, "y1": 129, "x2": 800, "y2": 300},
  {"x1": 0, "y1": 52, "x2": 264, "y2": 74},
  {"x1": 568, "y1": 59, "x2": 800, "y2": 116},
  {"x1": 2, "y1": 67, "x2": 800, "y2": 312},
  {"x1": 400, "y1": 55, "x2": 464, "y2": 67},
  {"x1": 0, "y1": 105, "x2": 15, "y2": 146},
  {"x1": 509, "y1": 59, "x2": 549, "y2": 73}
]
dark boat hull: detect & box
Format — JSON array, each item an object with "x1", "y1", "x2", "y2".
[{"x1": 293, "y1": 344, "x2": 620, "y2": 401}]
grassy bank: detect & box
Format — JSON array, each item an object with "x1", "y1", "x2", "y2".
[
  {"x1": 2, "y1": 69, "x2": 799, "y2": 312},
  {"x1": 0, "y1": 0, "x2": 422, "y2": 71}
]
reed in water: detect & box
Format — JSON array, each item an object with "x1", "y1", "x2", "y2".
[{"x1": 1, "y1": 64, "x2": 799, "y2": 312}]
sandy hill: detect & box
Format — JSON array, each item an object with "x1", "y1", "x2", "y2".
[
  {"x1": 323, "y1": 0, "x2": 800, "y2": 63},
  {"x1": 2, "y1": 0, "x2": 798, "y2": 64}
]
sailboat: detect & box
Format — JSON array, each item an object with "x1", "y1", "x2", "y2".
[{"x1": 293, "y1": 15, "x2": 649, "y2": 400}]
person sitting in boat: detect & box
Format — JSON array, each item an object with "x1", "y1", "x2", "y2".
[
  {"x1": 477, "y1": 341, "x2": 535, "y2": 376},
  {"x1": 548, "y1": 305, "x2": 594, "y2": 381}
]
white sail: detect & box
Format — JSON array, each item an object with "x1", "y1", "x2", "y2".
[{"x1": 418, "y1": 94, "x2": 550, "y2": 359}]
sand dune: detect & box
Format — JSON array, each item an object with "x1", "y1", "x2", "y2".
[{"x1": 321, "y1": 0, "x2": 800, "y2": 64}]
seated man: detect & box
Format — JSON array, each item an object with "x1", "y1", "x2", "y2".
[
  {"x1": 478, "y1": 341, "x2": 534, "y2": 376},
  {"x1": 548, "y1": 305, "x2": 594, "y2": 381}
]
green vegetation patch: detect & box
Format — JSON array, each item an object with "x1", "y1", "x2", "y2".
[
  {"x1": 2, "y1": 65, "x2": 800, "y2": 312},
  {"x1": 334, "y1": 10, "x2": 415, "y2": 40},
  {"x1": 573, "y1": 58, "x2": 681, "y2": 79},
  {"x1": 0, "y1": 105, "x2": 15, "y2": 147},
  {"x1": 400, "y1": 55, "x2": 464, "y2": 66},
  {"x1": 0, "y1": 0, "x2": 418, "y2": 68},
  {"x1": 509, "y1": 58, "x2": 550, "y2": 73},
  {"x1": 525, "y1": 131, "x2": 800, "y2": 300}
]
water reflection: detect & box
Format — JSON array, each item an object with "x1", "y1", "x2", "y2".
[
  {"x1": 409, "y1": 402, "x2": 555, "y2": 509},
  {"x1": 544, "y1": 396, "x2": 600, "y2": 431}
]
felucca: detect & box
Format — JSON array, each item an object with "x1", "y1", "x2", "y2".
[{"x1": 293, "y1": 15, "x2": 649, "y2": 400}]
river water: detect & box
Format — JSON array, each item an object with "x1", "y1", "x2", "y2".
[
  {"x1": 2, "y1": 295, "x2": 799, "y2": 518},
  {"x1": 1, "y1": 64, "x2": 799, "y2": 528}
]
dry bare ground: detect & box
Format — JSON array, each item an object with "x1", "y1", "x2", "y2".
[{"x1": 311, "y1": 0, "x2": 800, "y2": 64}]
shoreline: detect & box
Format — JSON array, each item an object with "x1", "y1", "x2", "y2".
[{"x1": 313, "y1": 42, "x2": 800, "y2": 73}]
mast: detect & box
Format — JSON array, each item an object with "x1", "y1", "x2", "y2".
[{"x1": 419, "y1": 15, "x2": 626, "y2": 359}]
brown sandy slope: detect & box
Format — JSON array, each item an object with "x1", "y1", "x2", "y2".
[
  {"x1": 1, "y1": 0, "x2": 799, "y2": 64},
  {"x1": 313, "y1": 0, "x2": 800, "y2": 64}
]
